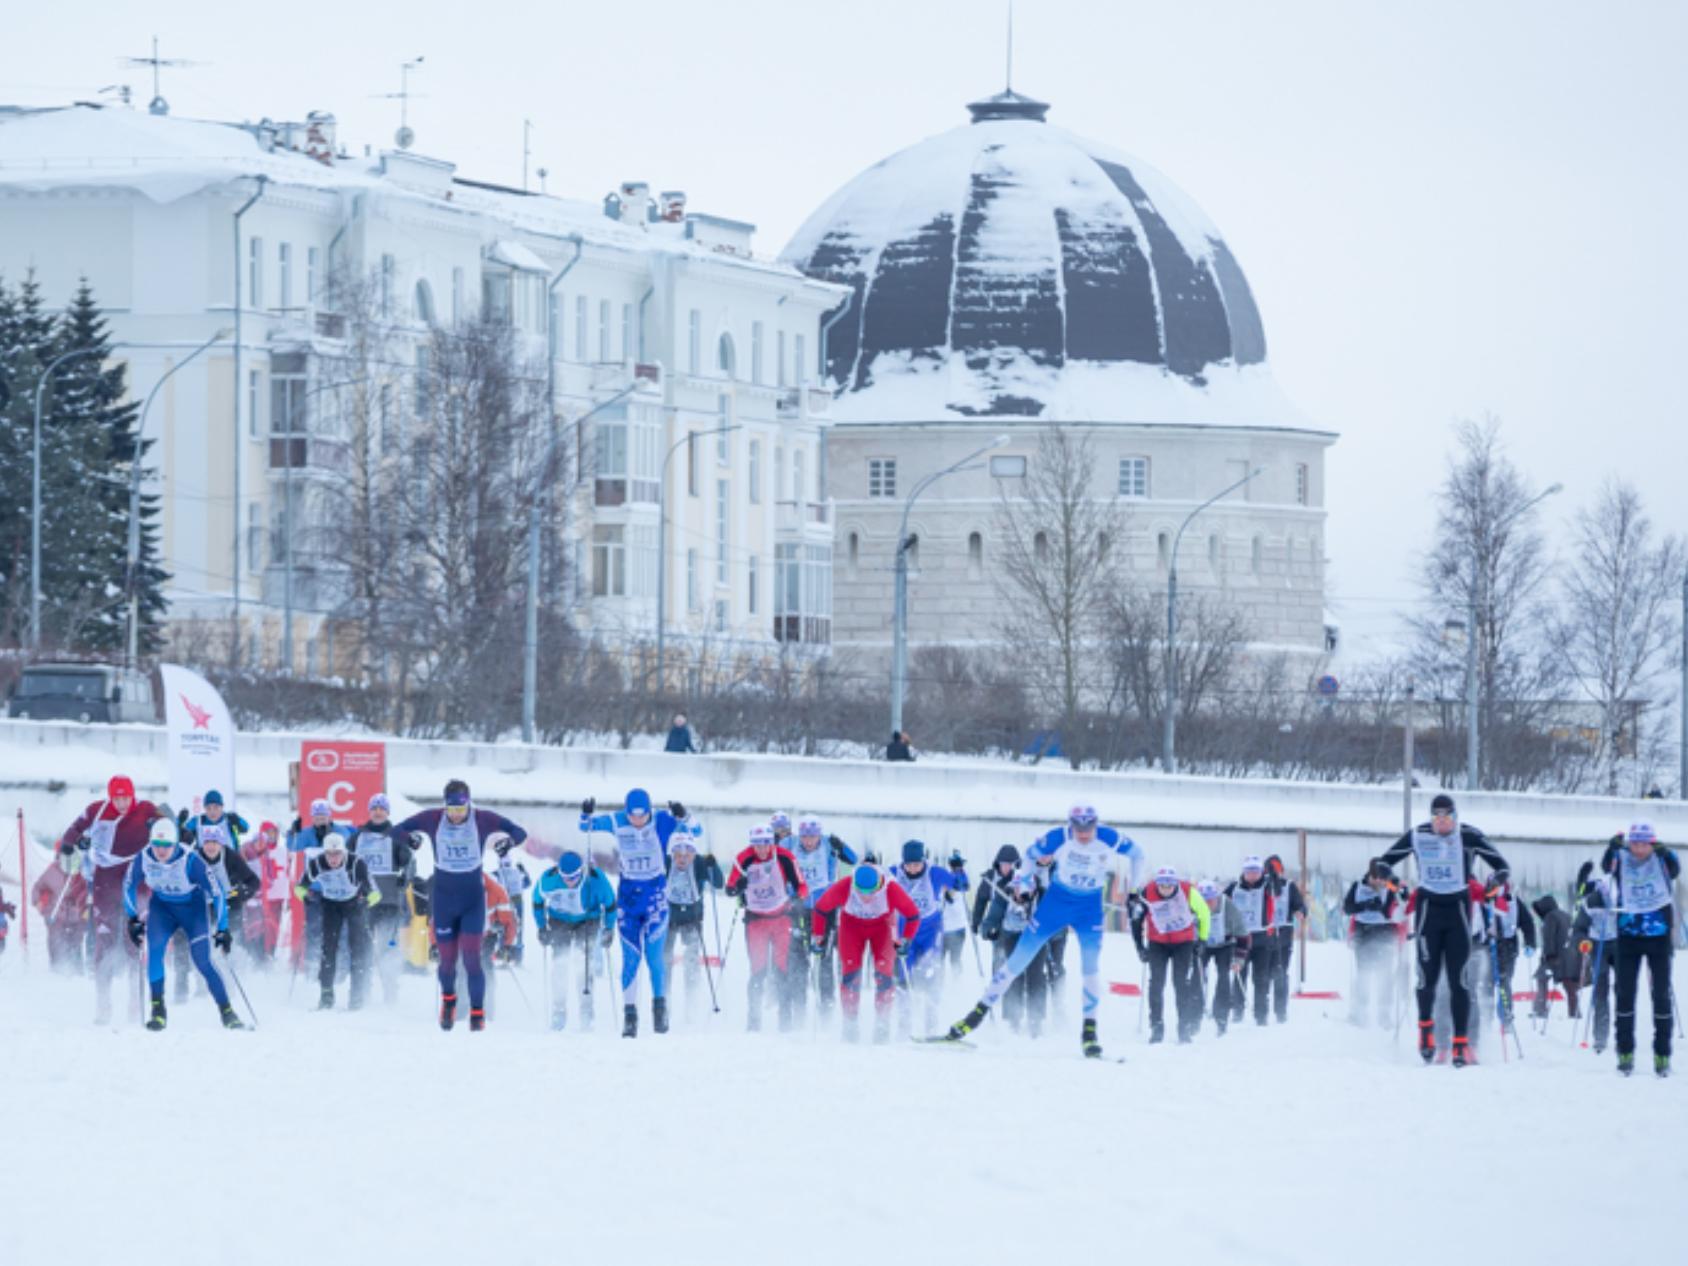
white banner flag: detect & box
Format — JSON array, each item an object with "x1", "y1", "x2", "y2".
[{"x1": 158, "y1": 664, "x2": 238, "y2": 816}]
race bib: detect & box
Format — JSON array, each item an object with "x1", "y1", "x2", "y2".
[{"x1": 1413, "y1": 832, "x2": 1464, "y2": 895}]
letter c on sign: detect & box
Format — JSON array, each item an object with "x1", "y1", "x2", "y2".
[{"x1": 327, "y1": 781, "x2": 356, "y2": 814}]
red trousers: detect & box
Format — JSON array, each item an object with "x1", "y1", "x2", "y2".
[
  {"x1": 837, "y1": 914, "x2": 897, "y2": 1017},
  {"x1": 746, "y1": 912, "x2": 793, "y2": 975}
]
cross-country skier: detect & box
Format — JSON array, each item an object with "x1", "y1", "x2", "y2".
[
  {"x1": 1377, "y1": 792, "x2": 1510, "y2": 1067},
  {"x1": 1342, "y1": 861, "x2": 1403, "y2": 1028},
  {"x1": 580, "y1": 789, "x2": 700, "y2": 1037},
  {"x1": 976, "y1": 845, "x2": 1050, "y2": 1036},
  {"x1": 350, "y1": 794, "x2": 415, "y2": 1004},
  {"x1": 811, "y1": 861, "x2": 921, "y2": 1043},
  {"x1": 1481, "y1": 869, "x2": 1536, "y2": 1028},
  {"x1": 124, "y1": 817, "x2": 243, "y2": 1031},
  {"x1": 1572, "y1": 855, "x2": 1620, "y2": 1052},
  {"x1": 1264, "y1": 854, "x2": 1306, "y2": 1023},
  {"x1": 940, "y1": 804, "x2": 1143, "y2": 1057},
  {"x1": 534, "y1": 850, "x2": 617, "y2": 1031},
  {"x1": 476, "y1": 869, "x2": 521, "y2": 1020},
  {"x1": 1130, "y1": 866, "x2": 1210, "y2": 1044},
  {"x1": 1224, "y1": 857, "x2": 1276, "y2": 1026},
  {"x1": 59, "y1": 774, "x2": 168, "y2": 1023},
  {"x1": 493, "y1": 846, "x2": 531, "y2": 966},
  {"x1": 397, "y1": 779, "x2": 527, "y2": 1033},
  {"x1": 1194, "y1": 879, "x2": 1247, "y2": 1036},
  {"x1": 889, "y1": 840, "x2": 961, "y2": 1037},
  {"x1": 941, "y1": 850, "x2": 971, "y2": 970},
  {"x1": 663, "y1": 836, "x2": 724, "y2": 1014},
  {"x1": 787, "y1": 818, "x2": 856, "y2": 1021},
  {"x1": 174, "y1": 812, "x2": 259, "y2": 1001},
  {"x1": 725, "y1": 825, "x2": 808, "y2": 1032},
  {"x1": 1600, "y1": 822, "x2": 1678, "y2": 1076},
  {"x1": 181, "y1": 790, "x2": 248, "y2": 855},
  {"x1": 295, "y1": 833, "x2": 378, "y2": 1010},
  {"x1": 287, "y1": 800, "x2": 353, "y2": 980}
]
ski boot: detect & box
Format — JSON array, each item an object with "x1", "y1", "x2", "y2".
[
  {"x1": 1081, "y1": 1018, "x2": 1102, "y2": 1059},
  {"x1": 550, "y1": 1008, "x2": 567, "y2": 1032},
  {"x1": 1149, "y1": 1022, "x2": 1164, "y2": 1045},
  {"x1": 220, "y1": 1004, "x2": 244, "y2": 1030},
  {"x1": 145, "y1": 998, "x2": 167, "y2": 1032},
  {"x1": 652, "y1": 997, "x2": 669, "y2": 1035},
  {"x1": 1214, "y1": 1018, "x2": 1228, "y2": 1038},
  {"x1": 469, "y1": 1008, "x2": 486, "y2": 1033},
  {"x1": 622, "y1": 1003, "x2": 638, "y2": 1039},
  {"x1": 942, "y1": 1002, "x2": 990, "y2": 1042},
  {"x1": 1451, "y1": 1036, "x2": 1475, "y2": 1068},
  {"x1": 1417, "y1": 1020, "x2": 1436, "y2": 1064},
  {"x1": 439, "y1": 992, "x2": 457, "y2": 1032},
  {"x1": 1655, "y1": 1054, "x2": 1670, "y2": 1079},
  {"x1": 317, "y1": 987, "x2": 334, "y2": 1011},
  {"x1": 1617, "y1": 1052, "x2": 1635, "y2": 1076}
]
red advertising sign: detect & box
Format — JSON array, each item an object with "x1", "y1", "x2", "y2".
[{"x1": 298, "y1": 740, "x2": 386, "y2": 822}]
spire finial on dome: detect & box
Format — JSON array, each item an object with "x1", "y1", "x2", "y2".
[
  {"x1": 967, "y1": 88, "x2": 1049, "y2": 124},
  {"x1": 1006, "y1": 0, "x2": 1015, "y2": 93}
]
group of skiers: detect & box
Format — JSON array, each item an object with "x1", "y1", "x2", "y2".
[
  {"x1": 1338, "y1": 793, "x2": 1678, "y2": 1076},
  {"x1": 33, "y1": 777, "x2": 1677, "y2": 1074}
]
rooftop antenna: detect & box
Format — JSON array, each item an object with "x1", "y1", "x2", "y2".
[
  {"x1": 1006, "y1": 0, "x2": 1014, "y2": 92},
  {"x1": 121, "y1": 36, "x2": 200, "y2": 116},
  {"x1": 536, "y1": 166, "x2": 549, "y2": 195},
  {"x1": 372, "y1": 56, "x2": 426, "y2": 149},
  {"x1": 96, "y1": 84, "x2": 133, "y2": 108},
  {"x1": 523, "y1": 118, "x2": 532, "y2": 192}
]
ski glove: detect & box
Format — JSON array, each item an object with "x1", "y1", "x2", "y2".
[
  {"x1": 212, "y1": 929, "x2": 232, "y2": 953},
  {"x1": 535, "y1": 925, "x2": 553, "y2": 946},
  {"x1": 894, "y1": 940, "x2": 910, "y2": 959},
  {"x1": 493, "y1": 837, "x2": 515, "y2": 858},
  {"x1": 126, "y1": 916, "x2": 145, "y2": 946},
  {"x1": 1133, "y1": 938, "x2": 1149, "y2": 962},
  {"x1": 293, "y1": 885, "x2": 310, "y2": 901},
  {"x1": 598, "y1": 926, "x2": 615, "y2": 948},
  {"x1": 667, "y1": 801, "x2": 686, "y2": 820},
  {"x1": 810, "y1": 935, "x2": 826, "y2": 955},
  {"x1": 365, "y1": 890, "x2": 382, "y2": 908},
  {"x1": 62, "y1": 835, "x2": 91, "y2": 856},
  {"x1": 581, "y1": 798, "x2": 596, "y2": 817}
]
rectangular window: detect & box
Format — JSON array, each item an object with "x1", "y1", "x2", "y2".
[
  {"x1": 452, "y1": 267, "x2": 464, "y2": 326},
  {"x1": 687, "y1": 431, "x2": 699, "y2": 497},
  {"x1": 773, "y1": 543, "x2": 830, "y2": 644},
  {"x1": 868, "y1": 458, "x2": 897, "y2": 498},
  {"x1": 247, "y1": 237, "x2": 263, "y2": 310},
  {"x1": 748, "y1": 554, "x2": 759, "y2": 615},
  {"x1": 751, "y1": 321, "x2": 764, "y2": 385},
  {"x1": 688, "y1": 309, "x2": 701, "y2": 375},
  {"x1": 269, "y1": 363, "x2": 305, "y2": 435},
  {"x1": 278, "y1": 242, "x2": 292, "y2": 312},
  {"x1": 686, "y1": 548, "x2": 699, "y2": 611},
  {"x1": 306, "y1": 246, "x2": 318, "y2": 306},
  {"x1": 717, "y1": 395, "x2": 730, "y2": 464},
  {"x1": 622, "y1": 302, "x2": 634, "y2": 363},
  {"x1": 482, "y1": 272, "x2": 512, "y2": 326},
  {"x1": 1295, "y1": 462, "x2": 1309, "y2": 506},
  {"x1": 380, "y1": 253, "x2": 395, "y2": 318},
  {"x1": 591, "y1": 526, "x2": 627, "y2": 597},
  {"x1": 630, "y1": 523, "x2": 657, "y2": 597},
  {"x1": 776, "y1": 330, "x2": 787, "y2": 387},
  {"x1": 598, "y1": 299, "x2": 611, "y2": 362},
  {"x1": 574, "y1": 296, "x2": 588, "y2": 361},
  {"x1": 794, "y1": 333, "x2": 807, "y2": 384},
  {"x1": 248, "y1": 368, "x2": 262, "y2": 439},
  {"x1": 714, "y1": 599, "x2": 728, "y2": 633},
  {"x1": 1119, "y1": 457, "x2": 1149, "y2": 498},
  {"x1": 793, "y1": 449, "x2": 805, "y2": 503},
  {"x1": 247, "y1": 503, "x2": 263, "y2": 572},
  {"x1": 595, "y1": 419, "x2": 628, "y2": 479},
  {"x1": 378, "y1": 384, "x2": 393, "y2": 455},
  {"x1": 716, "y1": 478, "x2": 729, "y2": 584},
  {"x1": 414, "y1": 345, "x2": 430, "y2": 413},
  {"x1": 748, "y1": 440, "x2": 761, "y2": 504}
]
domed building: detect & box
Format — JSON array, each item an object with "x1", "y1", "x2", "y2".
[{"x1": 782, "y1": 89, "x2": 1336, "y2": 665}]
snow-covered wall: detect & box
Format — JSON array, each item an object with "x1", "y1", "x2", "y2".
[{"x1": 1, "y1": 720, "x2": 1679, "y2": 897}]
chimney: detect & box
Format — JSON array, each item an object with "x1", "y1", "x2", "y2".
[
  {"x1": 618, "y1": 181, "x2": 650, "y2": 226},
  {"x1": 660, "y1": 190, "x2": 686, "y2": 222}
]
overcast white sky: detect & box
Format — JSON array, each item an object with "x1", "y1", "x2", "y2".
[{"x1": 4, "y1": 0, "x2": 1685, "y2": 659}]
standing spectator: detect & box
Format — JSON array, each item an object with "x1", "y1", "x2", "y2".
[
  {"x1": 886, "y1": 730, "x2": 915, "y2": 762},
  {"x1": 664, "y1": 713, "x2": 696, "y2": 753}
]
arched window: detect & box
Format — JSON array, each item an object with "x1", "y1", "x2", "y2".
[
  {"x1": 967, "y1": 531, "x2": 983, "y2": 576},
  {"x1": 848, "y1": 531, "x2": 859, "y2": 571},
  {"x1": 414, "y1": 279, "x2": 436, "y2": 326},
  {"x1": 718, "y1": 332, "x2": 736, "y2": 380},
  {"x1": 1251, "y1": 535, "x2": 1263, "y2": 575},
  {"x1": 1033, "y1": 531, "x2": 1049, "y2": 564}
]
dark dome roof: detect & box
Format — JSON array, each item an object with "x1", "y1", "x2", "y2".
[{"x1": 782, "y1": 93, "x2": 1288, "y2": 424}]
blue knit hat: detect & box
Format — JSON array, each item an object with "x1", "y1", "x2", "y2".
[
  {"x1": 626, "y1": 788, "x2": 652, "y2": 817},
  {"x1": 901, "y1": 839, "x2": 927, "y2": 865}
]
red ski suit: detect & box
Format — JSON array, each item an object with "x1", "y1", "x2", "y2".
[
  {"x1": 58, "y1": 796, "x2": 162, "y2": 967},
  {"x1": 812, "y1": 875, "x2": 921, "y2": 1018},
  {"x1": 727, "y1": 845, "x2": 807, "y2": 975}
]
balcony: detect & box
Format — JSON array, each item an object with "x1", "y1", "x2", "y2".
[
  {"x1": 591, "y1": 361, "x2": 629, "y2": 390},
  {"x1": 269, "y1": 434, "x2": 348, "y2": 474},
  {"x1": 775, "y1": 499, "x2": 831, "y2": 533}
]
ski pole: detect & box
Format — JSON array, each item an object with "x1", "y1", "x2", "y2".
[
  {"x1": 1581, "y1": 937, "x2": 1606, "y2": 1049},
  {"x1": 719, "y1": 903, "x2": 742, "y2": 977},
  {"x1": 698, "y1": 923, "x2": 720, "y2": 1014},
  {"x1": 499, "y1": 954, "x2": 534, "y2": 1017},
  {"x1": 221, "y1": 948, "x2": 259, "y2": 1030}
]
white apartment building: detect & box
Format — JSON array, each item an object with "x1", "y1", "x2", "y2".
[{"x1": 0, "y1": 103, "x2": 845, "y2": 673}]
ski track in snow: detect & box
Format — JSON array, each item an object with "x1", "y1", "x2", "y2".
[{"x1": 0, "y1": 941, "x2": 1678, "y2": 1266}]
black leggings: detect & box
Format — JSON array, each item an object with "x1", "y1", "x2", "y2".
[
  {"x1": 1416, "y1": 900, "x2": 1473, "y2": 1038},
  {"x1": 1614, "y1": 935, "x2": 1674, "y2": 1058}
]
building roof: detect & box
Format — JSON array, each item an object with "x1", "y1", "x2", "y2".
[
  {"x1": 781, "y1": 91, "x2": 1313, "y2": 429},
  {"x1": 0, "y1": 104, "x2": 838, "y2": 294}
]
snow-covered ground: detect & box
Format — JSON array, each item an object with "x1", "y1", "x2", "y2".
[{"x1": 0, "y1": 936, "x2": 1676, "y2": 1266}]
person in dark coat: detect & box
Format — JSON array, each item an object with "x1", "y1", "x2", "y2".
[
  {"x1": 886, "y1": 731, "x2": 915, "y2": 762},
  {"x1": 664, "y1": 714, "x2": 696, "y2": 753},
  {"x1": 1529, "y1": 893, "x2": 1578, "y2": 1019}
]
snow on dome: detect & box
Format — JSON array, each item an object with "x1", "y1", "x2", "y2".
[{"x1": 781, "y1": 92, "x2": 1304, "y2": 427}]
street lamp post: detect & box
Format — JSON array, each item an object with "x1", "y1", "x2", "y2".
[
  {"x1": 127, "y1": 329, "x2": 233, "y2": 667},
  {"x1": 889, "y1": 435, "x2": 1009, "y2": 739},
  {"x1": 522, "y1": 382, "x2": 642, "y2": 743},
  {"x1": 1465, "y1": 481, "x2": 1562, "y2": 789},
  {"x1": 654, "y1": 420, "x2": 743, "y2": 696},
  {"x1": 1162, "y1": 466, "x2": 1262, "y2": 775}
]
